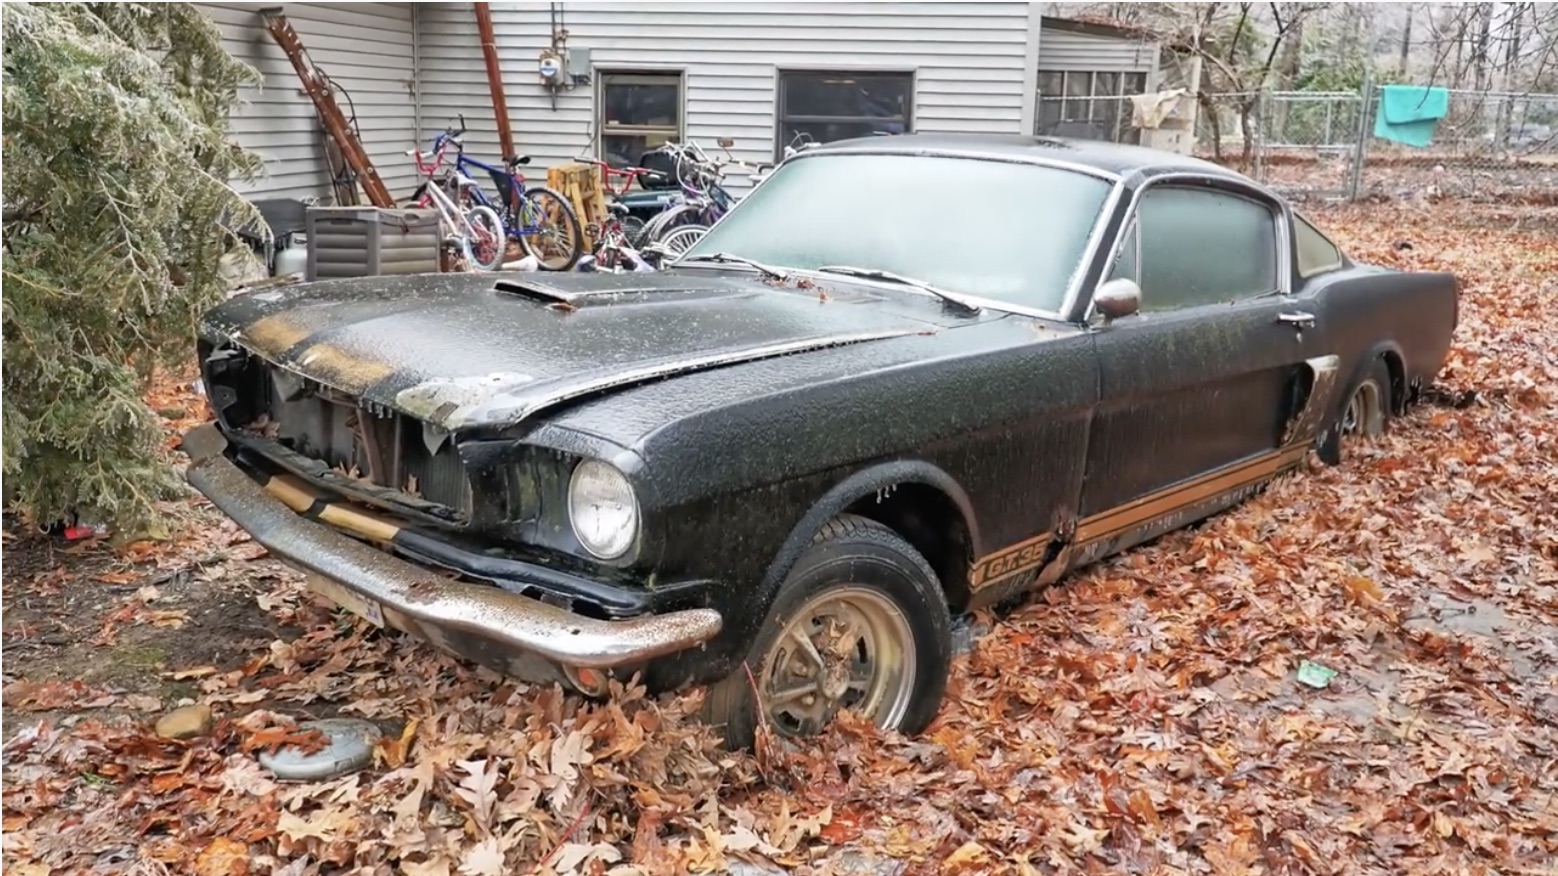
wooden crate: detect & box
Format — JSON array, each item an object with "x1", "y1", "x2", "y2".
[{"x1": 546, "y1": 162, "x2": 608, "y2": 251}]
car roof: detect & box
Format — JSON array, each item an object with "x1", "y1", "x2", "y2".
[{"x1": 805, "y1": 133, "x2": 1242, "y2": 181}]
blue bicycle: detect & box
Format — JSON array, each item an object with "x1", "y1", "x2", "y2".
[{"x1": 416, "y1": 117, "x2": 585, "y2": 271}]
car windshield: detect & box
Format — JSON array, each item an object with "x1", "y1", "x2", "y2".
[{"x1": 678, "y1": 152, "x2": 1113, "y2": 313}]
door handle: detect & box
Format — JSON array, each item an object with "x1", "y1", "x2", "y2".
[{"x1": 1277, "y1": 311, "x2": 1316, "y2": 328}]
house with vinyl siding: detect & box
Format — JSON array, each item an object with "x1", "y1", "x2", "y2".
[{"x1": 205, "y1": 1, "x2": 1163, "y2": 204}]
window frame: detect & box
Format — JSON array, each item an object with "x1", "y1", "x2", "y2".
[
  {"x1": 596, "y1": 69, "x2": 686, "y2": 167},
  {"x1": 773, "y1": 68, "x2": 916, "y2": 161},
  {"x1": 1036, "y1": 69, "x2": 1153, "y2": 143},
  {"x1": 1086, "y1": 174, "x2": 1294, "y2": 321}
]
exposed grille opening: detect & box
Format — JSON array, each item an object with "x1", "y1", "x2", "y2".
[{"x1": 251, "y1": 364, "x2": 473, "y2": 516}]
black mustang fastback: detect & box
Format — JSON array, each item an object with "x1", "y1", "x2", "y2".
[{"x1": 185, "y1": 134, "x2": 1459, "y2": 748}]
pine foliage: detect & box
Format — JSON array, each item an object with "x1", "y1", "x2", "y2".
[{"x1": 2, "y1": 2, "x2": 263, "y2": 532}]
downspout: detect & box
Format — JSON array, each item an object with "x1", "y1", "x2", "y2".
[
  {"x1": 474, "y1": 1, "x2": 517, "y2": 161},
  {"x1": 1020, "y1": 1, "x2": 1047, "y2": 135},
  {"x1": 411, "y1": 2, "x2": 421, "y2": 143}
]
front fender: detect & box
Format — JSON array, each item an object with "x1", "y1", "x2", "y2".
[{"x1": 757, "y1": 459, "x2": 981, "y2": 598}]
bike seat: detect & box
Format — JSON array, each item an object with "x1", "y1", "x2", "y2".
[{"x1": 505, "y1": 154, "x2": 533, "y2": 168}]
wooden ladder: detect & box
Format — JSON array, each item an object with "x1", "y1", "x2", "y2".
[{"x1": 260, "y1": 7, "x2": 395, "y2": 209}]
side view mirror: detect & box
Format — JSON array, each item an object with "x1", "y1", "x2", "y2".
[
  {"x1": 717, "y1": 137, "x2": 735, "y2": 149},
  {"x1": 1092, "y1": 278, "x2": 1141, "y2": 325}
]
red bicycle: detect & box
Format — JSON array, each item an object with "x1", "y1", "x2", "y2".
[{"x1": 576, "y1": 157, "x2": 665, "y2": 253}]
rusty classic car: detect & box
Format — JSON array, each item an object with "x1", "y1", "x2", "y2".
[{"x1": 184, "y1": 134, "x2": 1459, "y2": 748}]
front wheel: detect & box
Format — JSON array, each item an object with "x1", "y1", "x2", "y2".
[
  {"x1": 516, "y1": 186, "x2": 584, "y2": 271},
  {"x1": 699, "y1": 515, "x2": 952, "y2": 751},
  {"x1": 462, "y1": 205, "x2": 506, "y2": 272},
  {"x1": 655, "y1": 224, "x2": 709, "y2": 261}
]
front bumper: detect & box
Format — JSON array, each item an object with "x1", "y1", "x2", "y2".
[{"x1": 181, "y1": 424, "x2": 723, "y2": 678}]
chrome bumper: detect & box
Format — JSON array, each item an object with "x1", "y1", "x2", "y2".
[{"x1": 181, "y1": 424, "x2": 722, "y2": 671}]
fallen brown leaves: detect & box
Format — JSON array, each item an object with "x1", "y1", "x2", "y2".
[{"x1": 3, "y1": 203, "x2": 1555, "y2": 875}]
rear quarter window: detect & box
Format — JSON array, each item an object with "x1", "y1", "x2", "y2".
[{"x1": 1295, "y1": 214, "x2": 1345, "y2": 278}]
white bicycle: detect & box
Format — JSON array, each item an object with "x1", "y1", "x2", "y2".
[{"x1": 405, "y1": 139, "x2": 506, "y2": 272}]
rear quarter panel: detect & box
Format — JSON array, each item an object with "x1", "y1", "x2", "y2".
[{"x1": 1303, "y1": 263, "x2": 1460, "y2": 403}]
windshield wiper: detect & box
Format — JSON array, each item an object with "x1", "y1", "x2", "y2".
[
  {"x1": 814, "y1": 265, "x2": 982, "y2": 314},
  {"x1": 675, "y1": 252, "x2": 790, "y2": 281}
]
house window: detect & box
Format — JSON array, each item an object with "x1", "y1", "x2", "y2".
[
  {"x1": 776, "y1": 70, "x2": 913, "y2": 159},
  {"x1": 599, "y1": 71, "x2": 683, "y2": 168},
  {"x1": 1036, "y1": 70, "x2": 1150, "y2": 144}
]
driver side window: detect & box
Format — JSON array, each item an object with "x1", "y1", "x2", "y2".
[{"x1": 1121, "y1": 185, "x2": 1280, "y2": 312}]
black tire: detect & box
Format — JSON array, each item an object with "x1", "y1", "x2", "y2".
[{"x1": 700, "y1": 514, "x2": 952, "y2": 751}]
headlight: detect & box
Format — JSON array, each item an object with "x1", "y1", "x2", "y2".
[{"x1": 567, "y1": 459, "x2": 639, "y2": 559}]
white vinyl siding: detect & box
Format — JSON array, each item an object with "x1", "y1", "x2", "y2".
[
  {"x1": 1035, "y1": 19, "x2": 1159, "y2": 75},
  {"x1": 205, "y1": 2, "x2": 420, "y2": 202},
  {"x1": 413, "y1": 2, "x2": 1035, "y2": 191}
]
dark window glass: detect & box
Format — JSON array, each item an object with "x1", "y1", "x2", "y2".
[
  {"x1": 601, "y1": 74, "x2": 679, "y2": 127},
  {"x1": 776, "y1": 71, "x2": 913, "y2": 158},
  {"x1": 1136, "y1": 187, "x2": 1278, "y2": 310},
  {"x1": 599, "y1": 72, "x2": 682, "y2": 168}
]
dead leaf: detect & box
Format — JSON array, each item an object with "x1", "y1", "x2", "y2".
[{"x1": 195, "y1": 837, "x2": 249, "y2": 876}]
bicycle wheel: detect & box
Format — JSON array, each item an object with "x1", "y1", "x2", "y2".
[
  {"x1": 517, "y1": 187, "x2": 584, "y2": 271},
  {"x1": 644, "y1": 204, "x2": 705, "y2": 245},
  {"x1": 463, "y1": 205, "x2": 506, "y2": 272},
  {"x1": 656, "y1": 223, "x2": 709, "y2": 260},
  {"x1": 619, "y1": 214, "x2": 649, "y2": 249}
]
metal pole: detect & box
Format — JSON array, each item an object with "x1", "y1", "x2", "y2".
[
  {"x1": 1347, "y1": 66, "x2": 1374, "y2": 201},
  {"x1": 473, "y1": 2, "x2": 517, "y2": 161}
]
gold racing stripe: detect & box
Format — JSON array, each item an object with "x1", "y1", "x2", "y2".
[{"x1": 970, "y1": 443, "x2": 1310, "y2": 589}]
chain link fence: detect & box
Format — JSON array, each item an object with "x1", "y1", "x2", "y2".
[{"x1": 1189, "y1": 87, "x2": 1558, "y2": 203}]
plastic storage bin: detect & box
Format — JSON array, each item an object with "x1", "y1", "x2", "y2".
[{"x1": 304, "y1": 206, "x2": 442, "y2": 281}]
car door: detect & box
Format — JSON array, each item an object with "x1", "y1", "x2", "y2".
[{"x1": 1073, "y1": 178, "x2": 1327, "y2": 562}]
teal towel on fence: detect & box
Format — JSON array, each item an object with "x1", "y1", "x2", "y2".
[{"x1": 1373, "y1": 85, "x2": 1450, "y2": 148}]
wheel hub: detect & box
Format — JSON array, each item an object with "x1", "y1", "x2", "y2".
[{"x1": 759, "y1": 586, "x2": 915, "y2": 737}]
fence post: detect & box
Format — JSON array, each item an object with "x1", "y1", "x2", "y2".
[{"x1": 1347, "y1": 67, "x2": 1374, "y2": 201}]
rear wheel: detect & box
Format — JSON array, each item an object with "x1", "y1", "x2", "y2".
[
  {"x1": 700, "y1": 514, "x2": 952, "y2": 751},
  {"x1": 1341, "y1": 357, "x2": 1393, "y2": 441},
  {"x1": 517, "y1": 187, "x2": 583, "y2": 271}
]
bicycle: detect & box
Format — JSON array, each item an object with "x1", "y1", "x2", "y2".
[
  {"x1": 638, "y1": 139, "x2": 759, "y2": 255},
  {"x1": 404, "y1": 141, "x2": 506, "y2": 273},
  {"x1": 574, "y1": 157, "x2": 666, "y2": 252},
  {"x1": 427, "y1": 116, "x2": 586, "y2": 271}
]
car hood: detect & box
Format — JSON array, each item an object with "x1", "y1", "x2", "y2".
[{"x1": 202, "y1": 270, "x2": 950, "y2": 432}]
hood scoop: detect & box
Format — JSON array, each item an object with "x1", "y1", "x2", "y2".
[
  {"x1": 493, "y1": 278, "x2": 586, "y2": 306},
  {"x1": 493, "y1": 276, "x2": 755, "y2": 309}
]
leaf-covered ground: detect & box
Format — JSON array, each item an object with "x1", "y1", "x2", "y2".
[{"x1": 3, "y1": 202, "x2": 1556, "y2": 876}]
